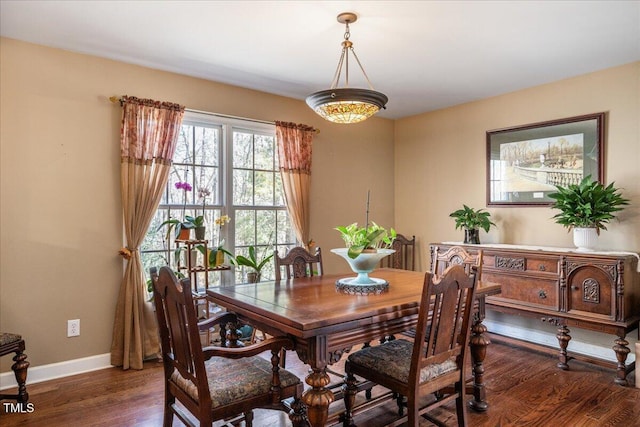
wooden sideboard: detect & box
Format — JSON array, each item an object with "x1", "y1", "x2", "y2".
[{"x1": 431, "y1": 243, "x2": 640, "y2": 385}]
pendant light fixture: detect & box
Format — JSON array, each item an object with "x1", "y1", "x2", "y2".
[{"x1": 306, "y1": 12, "x2": 388, "y2": 124}]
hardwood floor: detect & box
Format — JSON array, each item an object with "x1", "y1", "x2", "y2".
[{"x1": 1, "y1": 337, "x2": 638, "y2": 426}]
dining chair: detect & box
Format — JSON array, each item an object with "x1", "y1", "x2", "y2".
[
  {"x1": 274, "y1": 246, "x2": 323, "y2": 281},
  {"x1": 342, "y1": 264, "x2": 480, "y2": 427},
  {"x1": 0, "y1": 332, "x2": 29, "y2": 403},
  {"x1": 150, "y1": 266, "x2": 305, "y2": 427},
  {"x1": 270, "y1": 246, "x2": 324, "y2": 367},
  {"x1": 431, "y1": 245, "x2": 482, "y2": 279},
  {"x1": 381, "y1": 234, "x2": 416, "y2": 271}
]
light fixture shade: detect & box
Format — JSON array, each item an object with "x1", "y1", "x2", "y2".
[{"x1": 306, "y1": 88, "x2": 388, "y2": 124}]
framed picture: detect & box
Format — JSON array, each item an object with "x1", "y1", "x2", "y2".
[{"x1": 486, "y1": 112, "x2": 605, "y2": 206}]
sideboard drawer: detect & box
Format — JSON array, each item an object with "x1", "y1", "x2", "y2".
[
  {"x1": 484, "y1": 272, "x2": 558, "y2": 309},
  {"x1": 485, "y1": 253, "x2": 558, "y2": 274}
]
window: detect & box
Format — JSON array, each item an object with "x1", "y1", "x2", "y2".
[{"x1": 140, "y1": 111, "x2": 296, "y2": 285}]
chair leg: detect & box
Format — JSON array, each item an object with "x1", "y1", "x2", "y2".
[
  {"x1": 396, "y1": 394, "x2": 405, "y2": 416},
  {"x1": 455, "y1": 383, "x2": 468, "y2": 427},
  {"x1": 342, "y1": 370, "x2": 358, "y2": 426},
  {"x1": 164, "y1": 395, "x2": 175, "y2": 427},
  {"x1": 280, "y1": 347, "x2": 287, "y2": 368},
  {"x1": 407, "y1": 396, "x2": 419, "y2": 427},
  {"x1": 244, "y1": 410, "x2": 254, "y2": 427},
  {"x1": 12, "y1": 348, "x2": 29, "y2": 403},
  {"x1": 289, "y1": 398, "x2": 308, "y2": 427}
]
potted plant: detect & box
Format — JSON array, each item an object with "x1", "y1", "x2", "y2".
[
  {"x1": 449, "y1": 204, "x2": 496, "y2": 244},
  {"x1": 158, "y1": 181, "x2": 195, "y2": 240},
  {"x1": 548, "y1": 175, "x2": 629, "y2": 251},
  {"x1": 228, "y1": 245, "x2": 274, "y2": 283},
  {"x1": 335, "y1": 222, "x2": 397, "y2": 259},
  {"x1": 332, "y1": 222, "x2": 396, "y2": 289}
]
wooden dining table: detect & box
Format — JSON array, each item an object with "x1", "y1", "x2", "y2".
[{"x1": 207, "y1": 268, "x2": 500, "y2": 427}]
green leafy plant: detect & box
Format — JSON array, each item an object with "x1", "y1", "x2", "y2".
[
  {"x1": 548, "y1": 175, "x2": 629, "y2": 233},
  {"x1": 335, "y1": 222, "x2": 397, "y2": 259},
  {"x1": 229, "y1": 245, "x2": 274, "y2": 274},
  {"x1": 449, "y1": 205, "x2": 496, "y2": 232}
]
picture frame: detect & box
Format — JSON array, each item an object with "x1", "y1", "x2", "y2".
[{"x1": 486, "y1": 112, "x2": 605, "y2": 206}]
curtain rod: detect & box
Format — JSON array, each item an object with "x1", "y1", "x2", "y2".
[{"x1": 109, "y1": 96, "x2": 319, "y2": 133}]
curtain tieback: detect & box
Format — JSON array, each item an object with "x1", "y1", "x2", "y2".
[{"x1": 118, "y1": 247, "x2": 137, "y2": 260}]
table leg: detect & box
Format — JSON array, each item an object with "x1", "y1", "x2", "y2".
[
  {"x1": 468, "y1": 299, "x2": 489, "y2": 412},
  {"x1": 301, "y1": 367, "x2": 334, "y2": 427}
]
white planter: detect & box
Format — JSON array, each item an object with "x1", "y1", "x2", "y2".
[
  {"x1": 331, "y1": 248, "x2": 395, "y2": 285},
  {"x1": 573, "y1": 227, "x2": 598, "y2": 252}
]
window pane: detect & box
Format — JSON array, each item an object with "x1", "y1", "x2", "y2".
[
  {"x1": 193, "y1": 166, "x2": 218, "y2": 205},
  {"x1": 194, "y1": 126, "x2": 220, "y2": 166},
  {"x1": 174, "y1": 126, "x2": 193, "y2": 164},
  {"x1": 233, "y1": 131, "x2": 253, "y2": 168},
  {"x1": 233, "y1": 169, "x2": 253, "y2": 205},
  {"x1": 168, "y1": 166, "x2": 192, "y2": 205},
  {"x1": 254, "y1": 134, "x2": 274, "y2": 170},
  {"x1": 254, "y1": 171, "x2": 274, "y2": 206},
  {"x1": 276, "y1": 210, "x2": 294, "y2": 244},
  {"x1": 235, "y1": 210, "x2": 255, "y2": 247},
  {"x1": 256, "y1": 210, "x2": 276, "y2": 245},
  {"x1": 274, "y1": 172, "x2": 284, "y2": 206}
]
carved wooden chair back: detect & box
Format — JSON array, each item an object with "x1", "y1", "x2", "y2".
[
  {"x1": 431, "y1": 245, "x2": 483, "y2": 280},
  {"x1": 343, "y1": 264, "x2": 480, "y2": 426},
  {"x1": 382, "y1": 233, "x2": 416, "y2": 270},
  {"x1": 274, "y1": 246, "x2": 323, "y2": 281},
  {"x1": 150, "y1": 266, "x2": 304, "y2": 427}
]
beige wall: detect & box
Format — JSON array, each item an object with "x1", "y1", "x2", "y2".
[
  {"x1": 395, "y1": 62, "x2": 640, "y2": 271},
  {"x1": 0, "y1": 38, "x2": 395, "y2": 369}
]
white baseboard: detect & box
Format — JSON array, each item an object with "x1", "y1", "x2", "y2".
[
  {"x1": 484, "y1": 318, "x2": 637, "y2": 364},
  {"x1": 0, "y1": 353, "x2": 111, "y2": 390}
]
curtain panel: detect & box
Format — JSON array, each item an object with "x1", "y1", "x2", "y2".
[
  {"x1": 111, "y1": 96, "x2": 185, "y2": 370},
  {"x1": 275, "y1": 121, "x2": 315, "y2": 249}
]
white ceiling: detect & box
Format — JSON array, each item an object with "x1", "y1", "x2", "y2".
[{"x1": 1, "y1": 1, "x2": 639, "y2": 119}]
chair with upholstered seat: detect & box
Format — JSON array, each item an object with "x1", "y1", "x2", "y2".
[
  {"x1": 0, "y1": 332, "x2": 29, "y2": 403},
  {"x1": 274, "y1": 246, "x2": 323, "y2": 281},
  {"x1": 381, "y1": 233, "x2": 416, "y2": 271},
  {"x1": 342, "y1": 264, "x2": 480, "y2": 427},
  {"x1": 150, "y1": 266, "x2": 305, "y2": 427}
]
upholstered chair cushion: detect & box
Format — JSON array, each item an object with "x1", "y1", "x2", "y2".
[
  {"x1": 0, "y1": 333, "x2": 22, "y2": 346},
  {"x1": 347, "y1": 339, "x2": 457, "y2": 384},
  {"x1": 171, "y1": 354, "x2": 301, "y2": 408}
]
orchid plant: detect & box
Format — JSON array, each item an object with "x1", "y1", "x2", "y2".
[{"x1": 158, "y1": 181, "x2": 194, "y2": 239}]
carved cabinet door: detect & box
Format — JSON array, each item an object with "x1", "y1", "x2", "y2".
[{"x1": 566, "y1": 260, "x2": 615, "y2": 319}]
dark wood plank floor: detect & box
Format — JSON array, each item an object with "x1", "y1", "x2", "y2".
[{"x1": 2, "y1": 336, "x2": 639, "y2": 426}]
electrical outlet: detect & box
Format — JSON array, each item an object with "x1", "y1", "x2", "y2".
[{"x1": 67, "y1": 319, "x2": 80, "y2": 337}]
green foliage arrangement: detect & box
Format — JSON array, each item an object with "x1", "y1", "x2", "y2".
[
  {"x1": 228, "y1": 245, "x2": 274, "y2": 274},
  {"x1": 449, "y1": 205, "x2": 496, "y2": 232},
  {"x1": 335, "y1": 222, "x2": 397, "y2": 259},
  {"x1": 548, "y1": 175, "x2": 629, "y2": 233}
]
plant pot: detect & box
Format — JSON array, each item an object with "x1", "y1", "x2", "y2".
[
  {"x1": 573, "y1": 227, "x2": 598, "y2": 251},
  {"x1": 246, "y1": 271, "x2": 260, "y2": 283},
  {"x1": 464, "y1": 228, "x2": 480, "y2": 244},
  {"x1": 177, "y1": 227, "x2": 191, "y2": 240},
  {"x1": 215, "y1": 250, "x2": 225, "y2": 267},
  {"x1": 195, "y1": 226, "x2": 206, "y2": 240}
]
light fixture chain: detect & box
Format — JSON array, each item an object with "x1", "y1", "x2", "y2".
[
  {"x1": 330, "y1": 47, "x2": 348, "y2": 89},
  {"x1": 350, "y1": 48, "x2": 375, "y2": 90}
]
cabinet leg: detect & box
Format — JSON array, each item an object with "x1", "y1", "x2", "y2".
[
  {"x1": 613, "y1": 337, "x2": 630, "y2": 386},
  {"x1": 556, "y1": 324, "x2": 571, "y2": 370}
]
